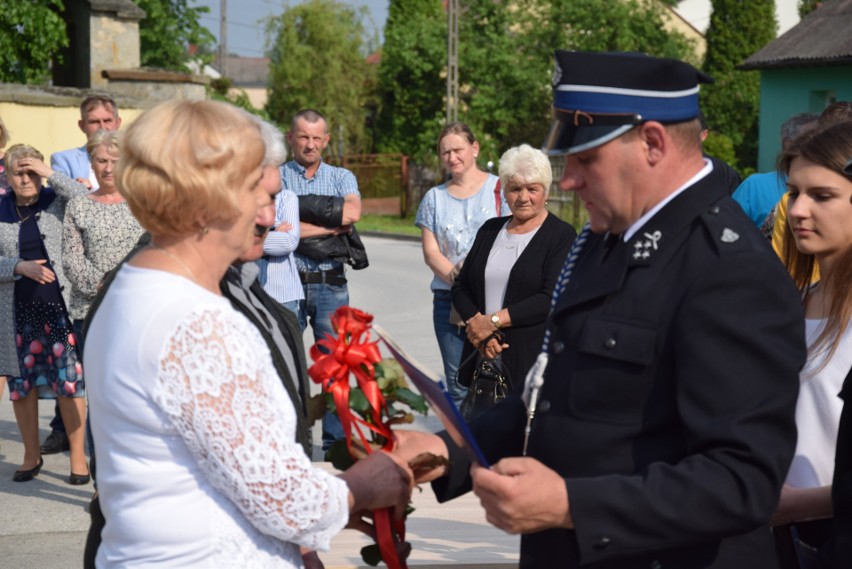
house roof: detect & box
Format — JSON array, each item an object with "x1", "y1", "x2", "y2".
[
  {"x1": 740, "y1": 0, "x2": 852, "y2": 70},
  {"x1": 215, "y1": 56, "x2": 271, "y2": 87}
]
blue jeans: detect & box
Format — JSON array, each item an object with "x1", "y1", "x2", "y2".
[
  {"x1": 433, "y1": 290, "x2": 467, "y2": 407},
  {"x1": 298, "y1": 282, "x2": 349, "y2": 451},
  {"x1": 280, "y1": 300, "x2": 300, "y2": 317}
]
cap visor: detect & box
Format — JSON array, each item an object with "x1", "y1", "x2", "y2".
[{"x1": 543, "y1": 120, "x2": 636, "y2": 156}]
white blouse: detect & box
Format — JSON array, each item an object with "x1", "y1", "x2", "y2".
[
  {"x1": 786, "y1": 318, "x2": 852, "y2": 488},
  {"x1": 86, "y1": 265, "x2": 349, "y2": 568}
]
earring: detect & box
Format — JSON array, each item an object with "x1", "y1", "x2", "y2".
[{"x1": 199, "y1": 226, "x2": 209, "y2": 236}]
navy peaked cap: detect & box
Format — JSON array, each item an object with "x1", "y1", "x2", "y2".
[{"x1": 543, "y1": 51, "x2": 714, "y2": 155}]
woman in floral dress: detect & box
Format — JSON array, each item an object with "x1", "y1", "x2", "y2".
[{"x1": 0, "y1": 144, "x2": 89, "y2": 483}]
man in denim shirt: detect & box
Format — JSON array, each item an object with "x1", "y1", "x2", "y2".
[{"x1": 282, "y1": 109, "x2": 361, "y2": 449}]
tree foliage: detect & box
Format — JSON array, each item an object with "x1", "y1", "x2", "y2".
[
  {"x1": 701, "y1": 0, "x2": 776, "y2": 170},
  {"x1": 799, "y1": 0, "x2": 821, "y2": 18},
  {"x1": 377, "y1": 0, "x2": 697, "y2": 164},
  {"x1": 373, "y1": 0, "x2": 447, "y2": 161},
  {"x1": 136, "y1": 0, "x2": 215, "y2": 71},
  {"x1": 265, "y1": 0, "x2": 377, "y2": 156},
  {"x1": 0, "y1": 0, "x2": 68, "y2": 84}
]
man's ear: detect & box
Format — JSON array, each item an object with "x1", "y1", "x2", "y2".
[
  {"x1": 78, "y1": 119, "x2": 86, "y2": 134},
  {"x1": 640, "y1": 121, "x2": 667, "y2": 166}
]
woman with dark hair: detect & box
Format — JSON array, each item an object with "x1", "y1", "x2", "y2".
[
  {"x1": 415, "y1": 122, "x2": 507, "y2": 405},
  {"x1": 0, "y1": 144, "x2": 89, "y2": 483},
  {"x1": 770, "y1": 121, "x2": 852, "y2": 565}
]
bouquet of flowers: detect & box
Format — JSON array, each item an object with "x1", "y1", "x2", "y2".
[{"x1": 308, "y1": 306, "x2": 427, "y2": 568}]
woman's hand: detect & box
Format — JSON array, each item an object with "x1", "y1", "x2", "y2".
[
  {"x1": 16, "y1": 157, "x2": 53, "y2": 179},
  {"x1": 15, "y1": 260, "x2": 56, "y2": 284},
  {"x1": 340, "y1": 450, "x2": 413, "y2": 520},
  {"x1": 478, "y1": 336, "x2": 508, "y2": 359}
]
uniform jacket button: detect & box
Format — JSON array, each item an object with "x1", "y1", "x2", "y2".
[
  {"x1": 552, "y1": 341, "x2": 565, "y2": 354},
  {"x1": 604, "y1": 337, "x2": 617, "y2": 349},
  {"x1": 593, "y1": 536, "x2": 611, "y2": 551},
  {"x1": 538, "y1": 400, "x2": 551, "y2": 414},
  {"x1": 709, "y1": 205, "x2": 720, "y2": 214},
  {"x1": 650, "y1": 561, "x2": 662, "y2": 569}
]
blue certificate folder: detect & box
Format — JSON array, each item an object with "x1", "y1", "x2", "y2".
[{"x1": 373, "y1": 325, "x2": 489, "y2": 468}]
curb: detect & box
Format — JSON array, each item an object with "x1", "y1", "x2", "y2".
[{"x1": 360, "y1": 231, "x2": 421, "y2": 243}]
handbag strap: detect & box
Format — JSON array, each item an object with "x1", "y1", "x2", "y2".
[{"x1": 494, "y1": 179, "x2": 502, "y2": 215}]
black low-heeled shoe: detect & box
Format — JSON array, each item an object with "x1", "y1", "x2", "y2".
[
  {"x1": 13, "y1": 457, "x2": 44, "y2": 482},
  {"x1": 68, "y1": 471, "x2": 91, "y2": 486}
]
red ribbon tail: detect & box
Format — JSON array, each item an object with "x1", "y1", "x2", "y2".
[{"x1": 374, "y1": 507, "x2": 407, "y2": 569}]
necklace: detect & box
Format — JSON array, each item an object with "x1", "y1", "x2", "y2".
[
  {"x1": 149, "y1": 246, "x2": 198, "y2": 283},
  {"x1": 15, "y1": 204, "x2": 32, "y2": 223}
]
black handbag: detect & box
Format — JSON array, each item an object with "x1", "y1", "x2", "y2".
[{"x1": 459, "y1": 332, "x2": 512, "y2": 419}]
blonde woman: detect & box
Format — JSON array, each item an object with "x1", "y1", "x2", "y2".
[{"x1": 85, "y1": 100, "x2": 411, "y2": 567}]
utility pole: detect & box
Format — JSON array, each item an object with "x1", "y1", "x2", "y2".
[
  {"x1": 219, "y1": 0, "x2": 228, "y2": 76},
  {"x1": 446, "y1": 0, "x2": 459, "y2": 123}
]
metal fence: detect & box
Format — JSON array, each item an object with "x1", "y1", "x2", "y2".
[{"x1": 327, "y1": 153, "x2": 588, "y2": 227}]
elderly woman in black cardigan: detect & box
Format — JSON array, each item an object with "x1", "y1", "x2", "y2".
[{"x1": 452, "y1": 144, "x2": 576, "y2": 412}]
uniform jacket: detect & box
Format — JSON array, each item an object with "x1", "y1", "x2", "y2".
[
  {"x1": 434, "y1": 167, "x2": 806, "y2": 568},
  {"x1": 451, "y1": 212, "x2": 575, "y2": 389},
  {"x1": 51, "y1": 146, "x2": 91, "y2": 182},
  {"x1": 0, "y1": 173, "x2": 88, "y2": 377}
]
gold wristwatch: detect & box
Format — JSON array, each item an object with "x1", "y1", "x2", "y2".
[{"x1": 490, "y1": 313, "x2": 502, "y2": 329}]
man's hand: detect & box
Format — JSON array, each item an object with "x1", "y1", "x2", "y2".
[
  {"x1": 15, "y1": 260, "x2": 56, "y2": 284},
  {"x1": 471, "y1": 457, "x2": 573, "y2": 534},
  {"x1": 275, "y1": 221, "x2": 293, "y2": 233},
  {"x1": 392, "y1": 429, "x2": 450, "y2": 483},
  {"x1": 75, "y1": 177, "x2": 93, "y2": 190}
]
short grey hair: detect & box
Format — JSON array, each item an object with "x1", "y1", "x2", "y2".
[
  {"x1": 498, "y1": 144, "x2": 552, "y2": 194},
  {"x1": 780, "y1": 112, "x2": 818, "y2": 147},
  {"x1": 240, "y1": 110, "x2": 287, "y2": 166},
  {"x1": 258, "y1": 119, "x2": 287, "y2": 166},
  {"x1": 86, "y1": 130, "x2": 121, "y2": 160}
]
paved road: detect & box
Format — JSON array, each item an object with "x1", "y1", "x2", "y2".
[{"x1": 0, "y1": 235, "x2": 451, "y2": 568}]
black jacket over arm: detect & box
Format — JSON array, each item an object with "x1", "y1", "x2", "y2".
[
  {"x1": 434, "y1": 168, "x2": 806, "y2": 569},
  {"x1": 451, "y1": 212, "x2": 575, "y2": 388}
]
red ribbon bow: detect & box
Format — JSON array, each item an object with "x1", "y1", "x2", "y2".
[{"x1": 308, "y1": 306, "x2": 407, "y2": 569}]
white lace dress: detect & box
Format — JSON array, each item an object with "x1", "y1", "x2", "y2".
[{"x1": 86, "y1": 265, "x2": 349, "y2": 568}]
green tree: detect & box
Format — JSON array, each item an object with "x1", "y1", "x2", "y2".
[
  {"x1": 701, "y1": 0, "x2": 776, "y2": 170},
  {"x1": 374, "y1": 0, "x2": 448, "y2": 161},
  {"x1": 376, "y1": 0, "x2": 696, "y2": 164},
  {"x1": 0, "y1": 1, "x2": 68, "y2": 84},
  {"x1": 265, "y1": 0, "x2": 376, "y2": 156},
  {"x1": 799, "y1": 0, "x2": 821, "y2": 18},
  {"x1": 136, "y1": 0, "x2": 215, "y2": 71}
]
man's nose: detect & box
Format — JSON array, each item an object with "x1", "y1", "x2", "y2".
[{"x1": 559, "y1": 169, "x2": 582, "y2": 192}]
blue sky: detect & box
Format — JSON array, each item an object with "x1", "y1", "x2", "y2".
[{"x1": 192, "y1": 0, "x2": 389, "y2": 58}]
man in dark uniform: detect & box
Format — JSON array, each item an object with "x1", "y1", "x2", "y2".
[{"x1": 396, "y1": 51, "x2": 806, "y2": 568}]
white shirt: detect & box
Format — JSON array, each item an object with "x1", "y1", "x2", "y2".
[
  {"x1": 786, "y1": 318, "x2": 852, "y2": 488},
  {"x1": 86, "y1": 266, "x2": 348, "y2": 568}
]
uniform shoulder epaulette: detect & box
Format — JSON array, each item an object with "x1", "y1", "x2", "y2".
[{"x1": 698, "y1": 199, "x2": 755, "y2": 256}]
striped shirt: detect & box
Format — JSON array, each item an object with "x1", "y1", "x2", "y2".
[
  {"x1": 261, "y1": 189, "x2": 304, "y2": 303},
  {"x1": 280, "y1": 160, "x2": 359, "y2": 273}
]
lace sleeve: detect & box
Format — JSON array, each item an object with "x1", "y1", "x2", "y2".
[{"x1": 153, "y1": 305, "x2": 349, "y2": 550}]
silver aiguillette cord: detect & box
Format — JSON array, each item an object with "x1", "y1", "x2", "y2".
[{"x1": 522, "y1": 223, "x2": 589, "y2": 456}]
